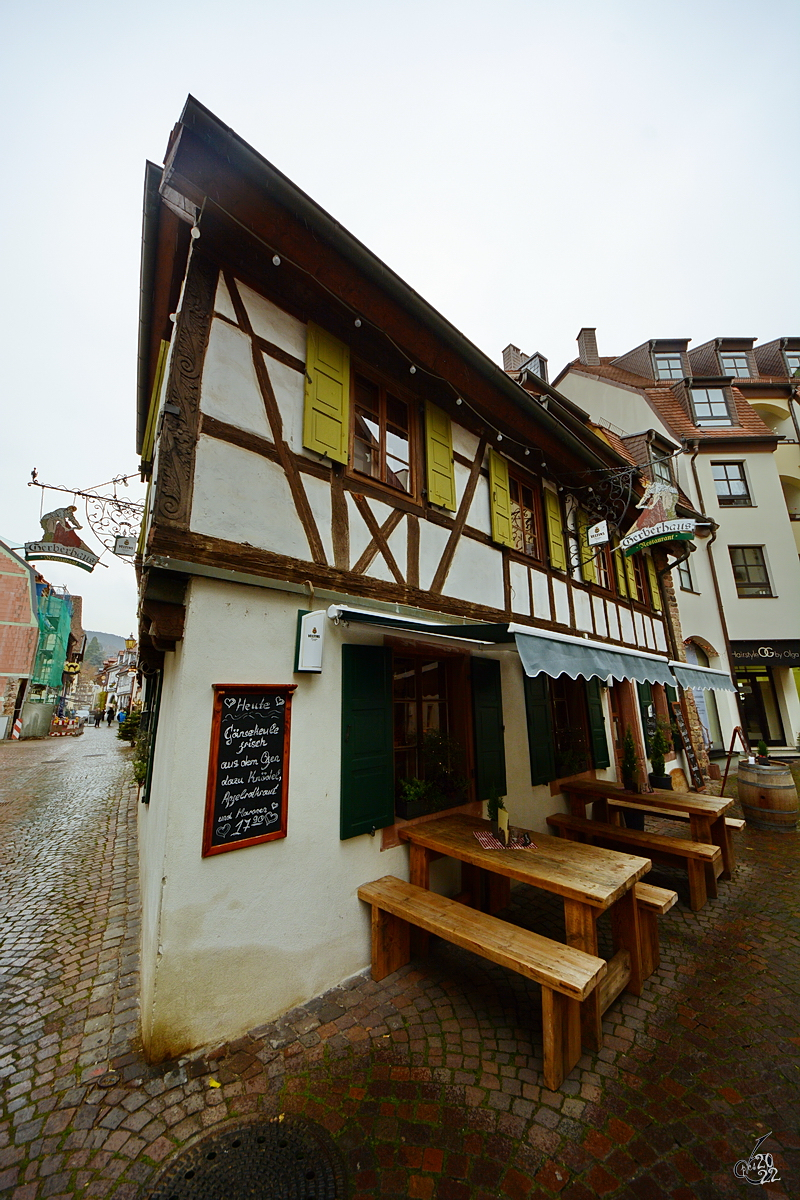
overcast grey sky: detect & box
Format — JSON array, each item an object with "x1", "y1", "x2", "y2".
[{"x1": 2, "y1": 0, "x2": 797, "y2": 634}]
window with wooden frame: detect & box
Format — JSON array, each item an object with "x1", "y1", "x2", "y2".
[
  {"x1": 729, "y1": 546, "x2": 773, "y2": 598},
  {"x1": 632, "y1": 555, "x2": 647, "y2": 605},
  {"x1": 711, "y1": 461, "x2": 752, "y2": 507},
  {"x1": 523, "y1": 672, "x2": 609, "y2": 784},
  {"x1": 351, "y1": 371, "x2": 414, "y2": 495},
  {"x1": 509, "y1": 472, "x2": 543, "y2": 560},
  {"x1": 592, "y1": 542, "x2": 612, "y2": 591}
]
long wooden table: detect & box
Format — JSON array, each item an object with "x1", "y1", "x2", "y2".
[
  {"x1": 560, "y1": 779, "x2": 736, "y2": 879},
  {"x1": 399, "y1": 814, "x2": 651, "y2": 1050}
]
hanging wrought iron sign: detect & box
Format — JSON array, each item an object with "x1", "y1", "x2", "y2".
[
  {"x1": 26, "y1": 470, "x2": 145, "y2": 568},
  {"x1": 25, "y1": 506, "x2": 100, "y2": 573}
]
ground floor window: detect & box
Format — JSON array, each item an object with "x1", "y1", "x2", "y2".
[
  {"x1": 735, "y1": 666, "x2": 785, "y2": 746},
  {"x1": 524, "y1": 672, "x2": 609, "y2": 784},
  {"x1": 392, "y1": 653, "x2": 470, "y2": 818}
]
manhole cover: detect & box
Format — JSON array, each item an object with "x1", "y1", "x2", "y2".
[{"x1": 148, "y1": 1115, "x2": 347, "y2": 1199}]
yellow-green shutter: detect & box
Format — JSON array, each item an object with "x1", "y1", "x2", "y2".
[
  {"x1": 302, "y1": 322, "x2": 350, "y2": 463},
  {"x1": 141, "y1": 339, "x2": 170, "y2": 467},
  {"x1": 646, "y1": 553, "x2": 662, "y2": 610},
  {"x1": 544, "y1": 489, "x2": 566, "y2": 571},
  {"x1": 625, "y1": 549, "x2": 638, "y2": 600},
  {"x1": 489, "y1": 450, "x2": 514, "y2": 547},
  {"x1": 425, "y1": 403, "x2": 456, "y2": 510},
  {"x1": 577, "y1": 510, "x2": 596, "y2": 584},
  {"x1": 613, "y1": 538, "x2": 628, "y2": 597}
]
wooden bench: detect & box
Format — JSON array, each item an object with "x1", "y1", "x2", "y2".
[
  {"x1": 545, "y1": 813, "x2": 722, "y2": 912},
  {"x1": 358, "y1": 875, "x2": 606, "y2": 1091},
  {"x1": 609, "y1": 798, "x2": 744, "y2": 836},
  {"x1": 634, "y1": 882, "x2": 677, "y2": 977}
]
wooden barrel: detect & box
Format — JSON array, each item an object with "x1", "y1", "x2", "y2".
[{"x1": 737, "y1": 761, "x2": 798, "y2": 832}]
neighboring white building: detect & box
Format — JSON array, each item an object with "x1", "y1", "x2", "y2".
[{"x1": 554, "y1": 330, "x2": 800, "y2": 757}]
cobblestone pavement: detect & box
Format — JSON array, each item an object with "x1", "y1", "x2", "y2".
[{"x1": 1, "y1": 733, "x2": 798, "y2": 1199}]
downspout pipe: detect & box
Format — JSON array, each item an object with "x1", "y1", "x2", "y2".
[{"x1": 687, "y1": 440, "x2": 744, "y2": 729}]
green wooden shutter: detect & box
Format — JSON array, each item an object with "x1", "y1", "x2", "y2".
[
  {"x1": 577, "y1": 510, "x2": 596, "y2": 584},
  {"x1": 544, "y1": 489, "x2": 566, "y2": 570},
  {"x1": 645, "y1": 554, "x2": 662, "y2": 610},
  {"x1": 625, "y1": 549, "x2": 639, "y2": 600},
  {"x1": 489, "y1": 450, "x2": 514, "y2": 547},
  {"x1": 585, "y1": 678, "x2": 610, "y2": 768},
  {"x1": 613, "y1": 538, "x2": 628, "y2": 597},
  {"x1": 425, "y1": 403, "x2": 457, "y2": 510},
  {"x1": 340, "y1": 644, "x2": 394, "y2": 839},
  {"x1": 472, "y1": 657, "x2": 507, "y2": 799},
  {"x1": 303, "y1": 322, "x2": 350, "y2": 463},
  {"x1": 523, "y1": 672, "x2": 556, "y2": 785}
]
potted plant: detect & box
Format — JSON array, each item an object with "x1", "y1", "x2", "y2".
[
  {"x1": 486, "y1": 786, "x2": 509, "y2": 844},
  {"x1": 647, "y1": 723, "x2": 673, "y2": 791},
  {"x1": 621, "y1": 726, "x2": 640, "y2": 794},
  {"x1": 756, "y1": 739, "x2": 770, "y2": 765}
]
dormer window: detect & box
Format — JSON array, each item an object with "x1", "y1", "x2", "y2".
[
  {"x1": 690, "y1": 388, "x2": 733, "y2": 428},
  {"x1": 785, "y1": 352, "x2": 800, "y2": 379},
  {"x1": 653, "y1": 353, "x2": 683, "y2": 380},
  {"x1": 719, "y1": 352, "x2": 749, "y2": 378},
  {"x1": 650, "y1": 451, "x2": 674, "y2": 486}
]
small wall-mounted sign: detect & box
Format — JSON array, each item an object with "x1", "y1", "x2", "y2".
[
  {"x1": 587, "y1": 519, "x2": 609, "y2": 546},
  {"x1": 114, "y1": 535, "x2": 137, "y2": 557},
  {"x1": 294, "y1": 610, "x2": 325, "y2": 673}
]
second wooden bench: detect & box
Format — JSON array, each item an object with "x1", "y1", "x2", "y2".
[
  {"x1": 545, "y1": 813, "x2": 721, "y2": 912},
  {"x1": 358, "y1": 875, "x2": 606, "y2": 1091}
]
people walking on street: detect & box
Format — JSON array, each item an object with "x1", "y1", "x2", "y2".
[
  {"x1": 93, "y1": 711, "x2": 101, "y2": 727},
  {"x1": 117, "y1": 709, "x2": 127, "y2": 727},
  {"x1": 106, "y1": 708, "x2": 114, "y2": 726}
]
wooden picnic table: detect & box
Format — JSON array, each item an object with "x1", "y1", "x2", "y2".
[
  {"x1": 559, "y1": 779, "x2": 736, "y2": 879},
  {"x1": 399, "y1": 813, "x2": 651, "y2": 1049}
]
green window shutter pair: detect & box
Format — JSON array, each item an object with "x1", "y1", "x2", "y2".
[
  {"x1": 489, "y1": 450, "x2": 514, "y2": 547},
  {"x1": 425, "y1": 403, "x2": 456, "y2": 511},
  {"x1": 577, "y1": 510, "x2": 596, "y2": 584},
  {"x1": 645, "y1": 554, "x2": 662, "y2": 610},
  {"x1": 303, "y1": 322, "x2": 351, "y2": 463},
  {"x1": 544, "y1": 489, "x2": 567, "y2": 571},
  {"x1": 523, "y1": 673, "x2": 556, "y2": 785},
  {"x1": 340, "y1": 651, "x2": 507, "y2": 838}
]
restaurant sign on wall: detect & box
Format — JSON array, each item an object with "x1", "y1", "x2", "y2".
[{"x1": 619, "y1": 483, "x2": 695, "y2": 557}]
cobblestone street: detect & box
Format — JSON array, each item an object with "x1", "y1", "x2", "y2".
[{"x1": 0, "y1": 733, "x2": 798, "y2": 1199}]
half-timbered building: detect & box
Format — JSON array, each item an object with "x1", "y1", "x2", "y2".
[{"x1": 135, "y1": 99, "x2": 707, "y2": 1059}]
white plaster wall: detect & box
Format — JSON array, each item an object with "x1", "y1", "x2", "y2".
[
  {"x1": 653, "y1": 620, "x2": 667, "y2": 653},
  {"x1": 418, "y1": 521, "x2": 451, "y2": 592},
  {"x1": 573, "y1": 589, "x2": 592, "y2": 633},
  {"x1": 200, "y1": 320, "x2": 271, "y2": 442},
  {"x1": 442, "y1": 538, "x2": 505, "y2": 611},
  {"x1": 214, "y1": 276, "x2": 238, "y2": 323},
  {"x1": 593, "y1": 596, "x2": 608, "y2": 638},
  {"x1": 509, "y1": 561, "x2": 531, "y2": 616},
  {"x1": 387, "y1": 518, "x2": 407, "y2": 572},
  {"x1": 237, "y1": 282, "x2": 307, "y2": 362},
  {"x1": 606, "y1": 604, "x2": 621, "y2": 642},
  {"x1": 302, "y1": 475, "x2": 334, "y2": 565},
  {"x1": 190, "y1": 436, "x2": 310, "y2": 560},
  {"x1": 558, "y1": 372, "x2": 674, "y2": 447},
  {"x1": 345, "y1": 494, "x2": 373, "y2": 567},
  {"x1": 619, "y1": 607, "x2": 634, "y2": 645},
  {"x1": 552, "y1": 578, "x2": 570, "y2": 627},
  {"x1": 452, "y1": 423, "x2": 480, "y2": 461},
  {"x1": 530, "y1": 571, "x2": 551, "y2": 621},
  {"x1": 467, "y1": 476, "x2": 492, "y2": 537},
  {"x1": 139, "y1": 580, "x2": 413, "y2": 1059},
  {"x1": 263, "y1": 355, "x2": 306, "y2": 454}
]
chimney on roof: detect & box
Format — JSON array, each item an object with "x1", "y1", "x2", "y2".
[
  {"x1": 502, "y1": 344, "x2": 529, "y2": 372},
  {"x1": 577, "y1": 328, "x2": 600, "y2": 366}
]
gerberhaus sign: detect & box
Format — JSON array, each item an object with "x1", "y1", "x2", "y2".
[
  {"x1": 730, "y1": 641, "x2": 800, "y2": 667},
  {"x1": 620, "y1": 482, "x2": 695, "y2": 558}
]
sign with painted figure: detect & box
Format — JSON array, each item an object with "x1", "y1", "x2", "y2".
[
  {"x1": 202, "y1": 684, "x2": 296, "y2": 857},
  {"x1": 25, "y1": 506, "x2": 100, "y2": 573},
  {"x1": 620, "y1": 482, "x2": 695, "y2": 557}
]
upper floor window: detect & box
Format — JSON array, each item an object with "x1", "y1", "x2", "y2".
[
  {"x1": 650, "y1": 451, "x2": 674, "y2": 487},
  {"x1": 653, "y1": 353, "x2": 683, "y2": 380},
  {"x1": 730, "y1": 546, "x2": 772, "y2": 598},
  {"x1": 677, "y1": 555, "x2": 695, "y2": 592},
  {"x1": 712, "y1": 462, "x2": 751, "y2": 506},
  {"x1": 719, "y1": 352, "x2": 750, "y2": 378},
  {"x1": 785, "y1": 352, "x2": 800, "y2": 379},
  {"x1": 352, "y1": 373, "x2": 412, "y2": 494},
  {"x1": 509, "y1": 475, "x2": 542, "y2": 559},
  {"x1": 690, "y1": 388, "x2": 733, "y2": 428}
]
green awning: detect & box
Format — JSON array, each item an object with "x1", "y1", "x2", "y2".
[
  {"x1": 513, "y1": 627, "x2": 675, "y2": 686},
  {"x1": 326, "y1": 605, "x2": 514, "y2": 643},
  {"x1": 669, "y1": 661, "x2": 737, "y2": 693}
]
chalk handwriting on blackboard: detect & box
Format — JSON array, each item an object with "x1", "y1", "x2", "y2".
[{"x1": 202, "y1": 685, "x2": 296, "y2": 856}]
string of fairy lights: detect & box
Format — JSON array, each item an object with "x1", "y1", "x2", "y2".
[{"x1": 183, "y1": 195, "x2": 683, "y2": 538}]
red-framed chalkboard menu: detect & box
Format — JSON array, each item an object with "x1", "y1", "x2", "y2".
[{"x1": 202, "y1": 684, "x2": 296, "y2": 857}]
